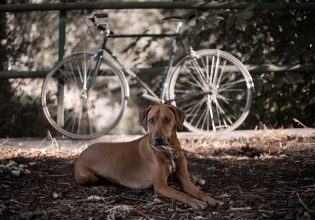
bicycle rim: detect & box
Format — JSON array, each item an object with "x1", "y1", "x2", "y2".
[
  {"x1": 167, "y1": 49, "x2": 253, "y2": 133},
  {"x1": 41, "y1": 53, "x2": 128, "y2": 139}
]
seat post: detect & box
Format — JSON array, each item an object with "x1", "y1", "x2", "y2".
[{"x1": 100, "y1": 24, "x2": 111, "y2": 50}]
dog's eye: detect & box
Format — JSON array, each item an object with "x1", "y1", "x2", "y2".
[
  {"x1": 148, "y1": 118, "x2": 154, "y2": 123},
  {"x1": 164, "y1": 117, "x2": 170, "y2": 123}
]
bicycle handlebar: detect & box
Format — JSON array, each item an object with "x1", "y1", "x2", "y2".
[
  {"x1": 86, "y1": 13, "x2": 110, "y2": 32},
  {"x1": 163, "y1": 13, "x2": 195, "y2": 23}
]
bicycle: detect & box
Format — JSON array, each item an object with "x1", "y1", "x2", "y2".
[{"x1": 41, "y1": 13, "x2": 254, "y2": 140}]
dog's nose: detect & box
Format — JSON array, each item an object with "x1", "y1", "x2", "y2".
[
  {"x1": 154, "y1": 138, "x2": 165, "y2": 146},
  {"x1": 153, "y1": 132, "x2": 168, "y2": 146},
  {"x1": 154, "y1": 132, "x2": 167, "y2": 146}
]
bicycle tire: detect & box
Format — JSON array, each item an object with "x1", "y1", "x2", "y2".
[
  {"x1": 167, "y1": 49, "x2": 254, "y2": 133},
  {"x1": 41, "y1": 52, "x2": 128, "y2": 139}
]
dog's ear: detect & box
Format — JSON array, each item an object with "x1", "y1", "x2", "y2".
[
  {"x1": 139, "y1": 105, "x2": 152, "y2": 131},
  {"x1": 170, "y1": 105, "x2": 186, "y2": 131}
]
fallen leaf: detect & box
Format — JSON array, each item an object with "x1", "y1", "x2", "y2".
[
  {"x1": 11, "y1": 169, "x2": 21, "y2": 176},
  {"x1": 53, "y1": 192, "x2": 59, "y2": 199},
  {"x1": 87, "y1": 195, "x2": 105, "y2": 201},
  {"x1": 29, "y1": 162, "x2": 36, "y2": 166},
  {"x1": 18, "y1": 164, "x2": 28, "y2": 169},
  {"x1": 153, "y1": 197, "x2": 162, "y2": 203},
  {"x1": 6, "y1": 160, "x2": 17, "y2": 168}
]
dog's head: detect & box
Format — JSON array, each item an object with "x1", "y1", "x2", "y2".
[{"x1": 139, "y1": 104, "x2": 185, "y2": 146}]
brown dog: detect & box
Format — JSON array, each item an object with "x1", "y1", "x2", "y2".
[{"x1": 74, "y1": 104, "x2": 217, "y2": 209}]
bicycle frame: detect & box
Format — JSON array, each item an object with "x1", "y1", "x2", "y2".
[{"x1": 90, "y1": 20, "x2": 190, "y2": 104}]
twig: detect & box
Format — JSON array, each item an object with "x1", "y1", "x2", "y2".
[
  {"x1": 132, "y1": 209, "x2": 152, "y2": 220},
  {"x1": 122, "y1": 196, "x2": 152, "y2": 203},
  {"x1": 296, "y1": 192, "x2": 315, "y2": 213},
  {"x1": 9, "y1": 199, "x2": 30, "y2": 206},
  {"x1": 0, "y1": 139, "x2": 9, "y2": 147},
  {"x1": 234, "y1": 213, "x2": 249, "y2": 220},
  {"x1": 293, "y1": 118, "x2": 308, "y2": 128},
  {"x1": 36, "y1": 136, "x2": 48, "y2": 149},
  {"x1": 47, "y1": 174, "x2": 69, "y2": 177}
]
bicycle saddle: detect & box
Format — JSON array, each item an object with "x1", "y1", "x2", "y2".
[{"x1": 163, "y1": 13, "x2": 195, "y2": 23}]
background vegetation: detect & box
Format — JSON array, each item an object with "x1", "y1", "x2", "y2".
[{"x1": 0, "y1": 0, "x2": 314, "y2": 138}]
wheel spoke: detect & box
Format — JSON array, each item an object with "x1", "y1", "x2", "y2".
[
  {"x1": 64, "y1": 113, "x2": 77, "y2": 134},
  {"x1": 188, "y1": 59, "x2": 209, "y2": 92},
  {"x1": 206, "y1": 96, "x2": 216, "y2": 131},
  {"x1": 58, "y1": 68, "x2": 75, "y2": 88},
  {"x1": 213, "y1": 97, "x2": 233, "y2": 126},
  {"x1": 201, "y1": 55, "x2": 210, "y2": 84},
  {"x1": 180, "y1": 63, "x2": 206, "y2": 90},
  {"x1": 195, "y1": 105, "x2": 207, "y2": 129},
  {"x1": 217, "y1": 93, "x2": 232, "y2": 105},
  {"x1": 212, "y1": 51, "x2": 220, "y2": 86},
  {"x1": 216, "y1": 60, "x2": 227, "y2": 86},
  {"x1": 177, "y1": 75, "x2": 203, "y2": 89},
  {"x1": 67, "y1": 62, "x2": 80, "y2": 88},
  {"x1": 178, "y1": 97, "x2": 201, "y2": 113},
  {"x1": 174, "y1": 89, "x2": 201, "y2": 94},
  {"x1": 219, "y1": 78, "x2": 246, "y2": 91},
  {"x1": 203, "y1": 100, "x2": 210, "y2": 131},
  {"x1": 210, "y1": 56, "x2": 215, "y2": 85},
  {"x1": 187, "y1": 97, "x2": 206, "y2": 125},
  {"x1": 219, "y1": 88, "x2": 244, "y2": 93}
]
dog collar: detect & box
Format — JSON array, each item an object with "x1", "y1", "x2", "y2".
[{"x1": 151, "y1": 144, "x2": 180, "y2": 173}]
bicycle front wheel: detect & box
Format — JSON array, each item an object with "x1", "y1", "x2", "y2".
[
  {"x1": 167, "y1": 49, "x2": 254, "y2": 133},
  {"x1": 41, "y1": 53, "x2": 128, "y2": 139}
]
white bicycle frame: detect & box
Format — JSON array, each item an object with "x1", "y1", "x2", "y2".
[{"x1": 89, "y1": 20, "x2": 190, "y2": 104}]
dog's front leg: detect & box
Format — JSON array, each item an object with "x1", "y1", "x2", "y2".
[
  {"x1": 153, "y1": 166, "x2": 207, "y2": 210},
  {"x1": 175, "y1": 153, "x2": 218, "y2": 207}
]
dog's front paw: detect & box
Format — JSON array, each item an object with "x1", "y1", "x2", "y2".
[
  {"x1": 188, "y1": 199, "x2": 208, "y2": 210},
  {"x1": 200, "y1": 193, "x2": 219, "y2": 207}
]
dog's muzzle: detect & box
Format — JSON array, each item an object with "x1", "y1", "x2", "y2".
[{"x1": 152, "y1": 132, "x2": 169, "y2": 146}]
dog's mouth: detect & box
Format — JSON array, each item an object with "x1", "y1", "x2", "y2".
[
  {"x1": 151, "y1": 137, "x2": 170, "y2": 147},
  {"x1": 153, "y1": 144, "x2": 171, "y2": 150},
  {"x1": 151, "y1": 143, "x2": 174, "y2": 155}
]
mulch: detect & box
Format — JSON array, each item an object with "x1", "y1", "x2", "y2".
[{"x1": 0, "y1": 131, "x2": 315, "y2": 219}]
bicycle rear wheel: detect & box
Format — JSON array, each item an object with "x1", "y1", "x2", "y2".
[
  {"x1": 167, "y1": 49, "x2": 254, "y2": 133},
  {"x1": 41, "y1": 53, "x2": 128, "y2": 139}
]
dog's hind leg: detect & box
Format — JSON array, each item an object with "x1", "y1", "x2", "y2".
[{"x1": 74, "y1": 161, "x2": 100, "y2": 185}]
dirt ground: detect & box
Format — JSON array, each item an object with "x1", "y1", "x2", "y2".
[{"x1": 0, "y1": 130, "x2": 315, "y2": 219}]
